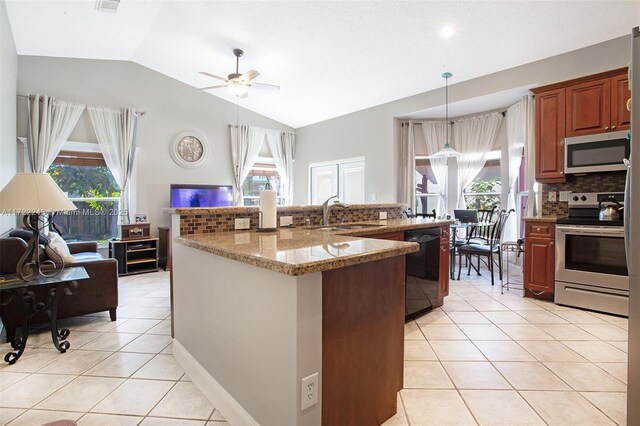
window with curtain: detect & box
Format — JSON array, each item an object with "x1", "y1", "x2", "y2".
[
  {"x1": 415, "y1": 157, "x2": 442, "y2": 215},
  {"x1": 47, "y1": 149, "x2": 120, "y2": 242},
  {"x1": 516, "y1": 153, "x2": 528, "y2": 238},
  {"x1": 241, "y1": 157, "x2": 284, "y2": 206},
  {"x1": 309, "y1": 158, "x2": 365, "y2": 205},
  {"x1": 463, "y1": 151, "x2": 501, "y2": 211}
]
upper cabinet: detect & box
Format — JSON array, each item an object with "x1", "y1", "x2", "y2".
[
  {"x1": 531, "y1": 68, "x2": 629, "y2": 183},
  {"x1": 566, "y1": 78, "x2": 611, "y2": 136}
]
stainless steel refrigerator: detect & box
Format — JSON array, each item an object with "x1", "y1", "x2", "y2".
[{"x1": 627, "y1": 26, "x2": 640, "y2": 425}]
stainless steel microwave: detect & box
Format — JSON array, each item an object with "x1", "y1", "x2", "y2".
[{"x1": 564, "y1": 130, "x2": 630, "y2": 174}]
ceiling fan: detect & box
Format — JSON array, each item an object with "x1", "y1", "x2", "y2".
[{"x1": 199, "y1": 48, "x2": 280, "y2": 98}]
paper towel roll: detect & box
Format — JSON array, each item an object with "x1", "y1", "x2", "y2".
[{"x1": 259, "y1": 189, "x2": 277, "y2": 229}]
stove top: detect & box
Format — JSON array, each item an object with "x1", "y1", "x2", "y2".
[{"x1": 556, "y1": 217, "x2": 624, "y2": 227}]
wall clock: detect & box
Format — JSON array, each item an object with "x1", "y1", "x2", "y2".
[{"x1": 171, "y1": 132, "x2": 208, "y2": 169}]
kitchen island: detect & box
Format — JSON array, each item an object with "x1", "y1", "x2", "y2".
[{"x1": 170, "y1": 215, "x2": 451, "y2": 425}]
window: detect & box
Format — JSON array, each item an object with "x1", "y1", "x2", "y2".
[
  {"x1": 47, "y1": 150, "x2": 120, "y2": 243},
  {"x1": 309, "y1": 158, "x2": 365, "y2": 205},
  {"x1": 463, "y1": 151, "x2": 502, "y2": 211},
  {"x1": 415, "y1": 158, "x2": 442, "y2": 215},
  {"x1": 516, "y1": 153, "x2": 529, "y2": 238},
  {"x1": 242, "y1": 157, "x2": 284, "y2": 206}
]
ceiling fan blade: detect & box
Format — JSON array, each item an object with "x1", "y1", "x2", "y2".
[
  {"x1": 199, "y1": 71, "x2": 228, "y2": 82},
  {"x1": 199, "y1": 84, "x2": 228, "y2": 90},
  {"x1": 251, "y1": 82, "x2": 280, "y2": 91},
  {"x1": 239, "y1": 70, "x2": 260, "y2": 82}
]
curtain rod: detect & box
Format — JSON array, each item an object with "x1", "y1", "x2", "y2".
[
  {"x1": 16, "y1": 93, "x2": 146, "y2": 116},
  {"x1": 401, "y1": 110, "x2": 506, "y2": 126}
]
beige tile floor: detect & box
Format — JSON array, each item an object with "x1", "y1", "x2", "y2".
[
  {"x1": 391, "y1": 269, "x2": 628, "y2": 426},
  {"x1": 0, "y1": 266, "x2": 629, "y2": 426},
  {"x1": 0, "y1": 271, "x2": 227, "y2": 426}
]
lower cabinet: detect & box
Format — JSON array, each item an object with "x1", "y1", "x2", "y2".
[{"x1": 523, "y1": 222, "x2": 555, "y2": 300}]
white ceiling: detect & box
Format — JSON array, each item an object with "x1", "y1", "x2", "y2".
[{"x1": 5, "y1": 1, "x2": 639, "y2": 128}]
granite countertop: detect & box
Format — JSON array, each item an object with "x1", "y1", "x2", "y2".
[
  {"x1": 523, "y1": 216, "x2": 566, "y2": 223},
  {"x1": 175, "y1": 218, "x2": 453, "y2": 276}
]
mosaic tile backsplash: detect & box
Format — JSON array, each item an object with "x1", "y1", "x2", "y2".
[
  {"x1": 178, "y1": 204, "x2": 405, "y2": 235},
  {"x1": 541, "y1": 171, "x2": 626, "y2": 216}
]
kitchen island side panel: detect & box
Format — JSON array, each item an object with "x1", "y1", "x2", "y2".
[{"x1": 173, "y1": 243, "x2": 322, "y2": 425}]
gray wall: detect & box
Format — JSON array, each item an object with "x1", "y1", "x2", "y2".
[
  {"x1": 16, "y1": 56, "x2": 292, "y2": 232},
  {"x1": 293, "y1": 35, "x2": 631, "y2": 205},
  {"x1": 0, "y1": 0, "x2": 17, "y2": 234}
]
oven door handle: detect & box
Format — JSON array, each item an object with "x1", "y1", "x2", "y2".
[{"x1": 556, "y1": 225, "x2": 625, "y2": 236}]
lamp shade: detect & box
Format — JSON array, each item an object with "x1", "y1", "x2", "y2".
[
  {"x1": 0, "y1": 173, "x2": 77, "y2": 214},
  {"x1": 428, "y1": 143, "x2": 459, "y2": 159}
]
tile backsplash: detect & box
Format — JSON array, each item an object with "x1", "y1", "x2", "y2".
[{"x1": 541, "y1": 171, "x2": 626, "y2": 216}]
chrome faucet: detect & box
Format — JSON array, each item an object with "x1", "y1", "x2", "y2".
[{"x1": 322, "y1": 195, "x2": 349, "y2": 225}]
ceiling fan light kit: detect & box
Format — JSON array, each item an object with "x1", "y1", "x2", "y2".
[{"x1": 199, "y1": 48, "x2": 280, "y2": 97}]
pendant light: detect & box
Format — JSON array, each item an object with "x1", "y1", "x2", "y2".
[{"x1": 429, "y1": 72, "x2": 459, "y2": 158}]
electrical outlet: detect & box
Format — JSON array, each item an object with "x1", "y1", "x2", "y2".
[
  {"x1": 280, "y1": 216, "x2": 293, "y2": 227},
  {"x1": 379, "y1": 211, "x2": 388, "y2": 220},
  {"x1": 301, "y1": 373, "x2": 318, "y2": 411},
  {"x1": 559, "y1": 191, "x2": 571, "y2": 202},
  {"x1": 234, "y1": 218, "x2": 250, "y2": 230},
  {"x1": 548, "y1": 191, "x2": 557, "y2": 202}
]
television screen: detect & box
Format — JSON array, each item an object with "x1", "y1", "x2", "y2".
[{"x1": 170, "y1": 184, "x2": 234, "y2": 208}]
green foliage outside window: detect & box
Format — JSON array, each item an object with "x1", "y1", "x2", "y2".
[
  {"x1": 465, "y1": 177, "x2": 501, "y2": 211},
  {"x1": 49, "y1": 164, "x2": 120, "y2": 210}
]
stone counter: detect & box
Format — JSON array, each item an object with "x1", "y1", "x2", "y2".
[{"x1": 175, "y1": 218, "x2": 453, "y2": 276}]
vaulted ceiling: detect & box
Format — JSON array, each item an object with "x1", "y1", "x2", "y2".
[{"x1": 5, "y1": 1, "x2": 639, "y2": 128}]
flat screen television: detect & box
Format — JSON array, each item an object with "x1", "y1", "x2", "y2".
[{"x1": 170, "y1": 184, "x2": 234, "y2": 208}]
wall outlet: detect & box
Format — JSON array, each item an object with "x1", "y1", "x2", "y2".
[
  {"x1": 280, "y1": 216, "x2": 293, "y2": 227},
  {"x1": 379, "y1": 211, "x2": 388, "y2": 220},
  {"x1": 234, "y1": 218, "x2": 250, "y2": 230},
  {"x1": 559, "y1": 191, "x2": 571, "y2": 202},
  {"x1": 301, "y1": 373, "x2": 318, "y2": 411},
  {"x1": 548, "y1": 191, "x2": 557, "y2": 202}
]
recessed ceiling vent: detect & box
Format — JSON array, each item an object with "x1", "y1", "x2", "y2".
[{"x1": 95, "y1": 0, "x2": 120, "y2": 13}]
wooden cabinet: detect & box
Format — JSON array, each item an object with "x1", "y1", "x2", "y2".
[
  {"x1": 535, "y1": 88, "x2": 566, "y2": 183},
  {"x1": 566, "y1": 78, "x2": 611, "y2": 137},
  {"x1": 367, "y1": 231, "x2": 404, "y2": 241},
  {"x1": 532, "y1": 68, "x2": 629, "y2": 183},
  {"x1": 109, "y1": 238, "x2": 159, "y2": 276},
  {"x1": 611, "y1": 73, "x2": 631, "y2": 131},
  {"x1": 523, "y1": 222, "x2": 555, "y2": 300}
]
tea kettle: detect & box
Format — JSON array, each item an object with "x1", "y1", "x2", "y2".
[{"x1": 598, "y1": 199, "x2": 623, "y2": 221}]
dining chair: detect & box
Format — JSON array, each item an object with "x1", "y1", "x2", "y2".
[{"x1": 456, "y1": 209, "x2": 514, "y2": 286}]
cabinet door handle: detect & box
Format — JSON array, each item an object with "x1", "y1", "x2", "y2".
[
  {"x1": 612, "y1": 125, "x2": 616, "y2": 130},
  {"x1": 549, "y1": 242, "x2": 555, "y2": 246},
  {"x1": 605, "y1": 126, "x2": 610, "y2": 130},
  {"x1": 536, "y1": 227, "x2": 541, "y2": 232}
]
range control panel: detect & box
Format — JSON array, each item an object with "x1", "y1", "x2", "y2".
[{"x1": 568, "y1": 192, "x2": 624, "y2": 207}]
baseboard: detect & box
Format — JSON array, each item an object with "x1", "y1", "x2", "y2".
[{"x1": 172, "y1": 339, "x2": 259, "y2": 426}]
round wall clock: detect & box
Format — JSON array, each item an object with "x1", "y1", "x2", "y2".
[{"x1": 170, "y1": 132, "x2": 208, "y2": 169}]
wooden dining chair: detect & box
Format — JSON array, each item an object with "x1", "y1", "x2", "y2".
[{"x1": 456, "y1": 209, "x2": 514, "y2": 286}]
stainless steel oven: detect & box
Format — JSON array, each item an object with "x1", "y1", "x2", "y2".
[
  {"x1": 564, "y1": 130, "x2": 630, "y2": 174},
  {"x1": 555, "y1": 225, "x2": 629, "y2": 316}
]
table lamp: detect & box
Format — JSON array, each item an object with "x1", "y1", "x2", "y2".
[{"x1": 0, "y1": 173, "x2": 77, "y2": 281}]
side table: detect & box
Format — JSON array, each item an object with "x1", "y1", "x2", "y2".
[
  {"x1": 500, "y1": 241, "x2": 524, "y2": 295},
  {"x1": 0, "y1": 267, "x2": 89, "y2": 364}
]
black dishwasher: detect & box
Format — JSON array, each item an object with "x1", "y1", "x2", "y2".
[{"x1": 405, "y1": 228, "x2": 440, "y2": 320}]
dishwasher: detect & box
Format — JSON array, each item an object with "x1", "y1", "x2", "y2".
[{"x1": 405, "y1": 228, "x2": 441, "y2": 320}]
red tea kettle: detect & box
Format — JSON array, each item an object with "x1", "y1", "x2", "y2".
[{"x1": 598, "y1": 199, "x2": 623, "y2": 221}]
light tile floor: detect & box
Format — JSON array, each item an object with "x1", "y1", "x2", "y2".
[
  {"x1": 0, "y1": 271, "x2": 227, "y2": 426},
  {"x1": 0, "y1": 267, "x2": 629, "y2": 425},
  {"x1": 390, "y1": 269, "x2": 628, "y2": 426}
]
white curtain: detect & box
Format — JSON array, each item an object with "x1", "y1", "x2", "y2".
[
  {"x1": 400, "y1": 121, "x2": 416, "y2": 212},
  {"x1": 27, "y1": 95, "x2": 85, "y2": 172},
  {"x1": 88, "y1": 106, "x2": 138, "y2": 224},
  {"x1": 454, "y1": 112, "x2": 503, "y2": 208},
  {"x1": 503, "y1": 98, "x2": 529, "y2": 242},
  {"x1": 266, "y1": 130, "x2": 295, "y2": 205},
  {"x1": 421, "y1": 121, "x2": 450, "y2": 215},
  {"x1": 230, "y1": 125, "x2": 265, "y2": 205},
  {"x1": 522, "y1": 96, "x2": 537, "y2": 217}
]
